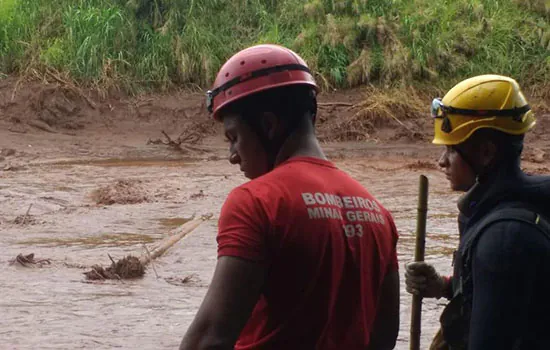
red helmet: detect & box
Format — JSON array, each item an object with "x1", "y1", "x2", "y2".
[{"x1": 206, "y1": 44, "x2": 319, "y2": 121}]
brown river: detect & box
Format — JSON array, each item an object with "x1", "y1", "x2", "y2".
[{"x1": 1, "y1": 155, "x2": 461, "y2": 349}]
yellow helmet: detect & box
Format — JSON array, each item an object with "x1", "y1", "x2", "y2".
[{"x1": 431, "y1": 74, "x2": 536, "y2": 145}]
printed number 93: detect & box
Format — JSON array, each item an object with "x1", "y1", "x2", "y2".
[{"x1": 343, "y1": 224, "x2": 363, "y2": 238}]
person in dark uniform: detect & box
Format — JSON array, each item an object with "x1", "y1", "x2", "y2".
[{"x1": 405, "y1": 74, "x2": 550, "y2": 349}]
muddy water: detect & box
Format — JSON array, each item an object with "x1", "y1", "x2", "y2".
[{"x1": 0, "y1": 157, "x2": 460, "y2": 349}]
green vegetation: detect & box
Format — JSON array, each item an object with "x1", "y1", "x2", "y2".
[{"x1": 1, "y1": 0, "x2": 549, "y2": 93}]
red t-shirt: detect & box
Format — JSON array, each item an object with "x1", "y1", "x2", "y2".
[{"x1": 217, "y1": 157, "x2": 399, "y2": 349}]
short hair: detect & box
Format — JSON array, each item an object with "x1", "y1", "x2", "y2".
[{"x1": 220, "y1": 84, "x2": 317, "y2": 130}]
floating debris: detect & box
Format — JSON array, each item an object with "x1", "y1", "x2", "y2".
[
  {"x1": 13, "y1": 215, "x2": 40, "y2": 225},
  {"x1": 90, "y1": 179, "x2": 150, "y2": 205},
  {"x1": 189, "y1": 190, "x2": 205, "y2": 199},
  {"x1": 12, "y1": 204, "x2": 41, "y2": 225},
  {"x1": 165, "y1": 274, "x2": 201, "y2": 287},
  {"x1": 83, "y1": 214, "x2": 211, "y2": 280},
  {"x1": 84, "y1": 255, "x2": 145, "y2": 280},
  {"x1": 9, "y1": 253, "x2": 52, "y2": 268}
]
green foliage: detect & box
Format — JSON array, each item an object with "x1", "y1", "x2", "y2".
[{"x1": 0, "y1": 0, "x2": 548, "y2": 92}]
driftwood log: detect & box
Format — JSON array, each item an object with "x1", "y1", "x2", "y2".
[{"x1": 84, "y1": 214, "x2": 212, "y2": 280}]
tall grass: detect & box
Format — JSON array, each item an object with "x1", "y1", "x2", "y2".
[{"x1": 0, "y1": 0, "x2": 548, "y2": 93}]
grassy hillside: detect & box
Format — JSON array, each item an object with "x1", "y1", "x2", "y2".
[{"x1": 1, "y1": 0, "x2": 549, "y2": 93}]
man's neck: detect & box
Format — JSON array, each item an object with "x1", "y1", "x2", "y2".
[
  {"x1": 458, "y1": 160, "x2": 523, "y2": 218},
  {"x1": 273, "y1": 130, "x2": 327, "y2": 167}
]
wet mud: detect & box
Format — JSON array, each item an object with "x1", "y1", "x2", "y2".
[
  {"x1": 1, "y1": 80, "x2": 548, "y2": 349},
  {"x1": 0, "y1": 147, "x2": 464, "y2": 349}
]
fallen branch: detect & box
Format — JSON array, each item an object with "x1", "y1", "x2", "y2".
[
  {"x1": 22, "y1": 204, "x2": 33, "y2": 225},
  {"x1": 147, "y1": 130, "x2": 210, "y2": 154},
  {"x1": 9, "y1": 253, "x2": 52, "y2": 268},
  {"x1": 142, "y1": 243, "x2": 159, "y2": 278},
  {"x1": 152, "y1": 130, "x2": 201, "y2": 146},
  {"x1": 139, "y1": 213, "x2": 211, "y2": 265},
  {"x1": 13, "y1": 204, "x2": 38, "y2": 225},
  {"x1": 84, "y1": 213, "x2": 212, "y2": 280}
]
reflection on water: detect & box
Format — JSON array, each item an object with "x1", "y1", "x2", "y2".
[{"x1": 0, "y1": 157, "x2": 460, "y2": 349}]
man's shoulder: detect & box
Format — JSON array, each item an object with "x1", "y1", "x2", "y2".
[
  {"x1": 229, "y1": 157, "x2": 385, "y2": 210},
  {"x1": 225, "y1": 172, "x2": 290, "y2": 207},
  {"x1": 478, "y1": 219, "x2": 546, "y2": 247},
  {"x1": 238, "y1": 157, "x2": 346, "y2": 190},
  {"x1": 473, "y1": 214, "x2": 550, "y2": 270},
  {"x1": 475, "y1": 204, "x2": 550, "y2": 239}
]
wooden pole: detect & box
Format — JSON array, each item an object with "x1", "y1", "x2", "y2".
[
  {"x1": 139, "y1": 214, "x2": 212, "y2": 266},
  {"x1": 410, "y1": 175, "x2": 429, "y2": 350},
  {"x1": 84, "y1": 214, "x2": 213, "y2": 281}
]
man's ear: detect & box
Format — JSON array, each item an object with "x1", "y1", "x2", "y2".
[
  {"x1": 260, "y1": 112, "x2": 281, "y2": 140},
  {"x1": 479, "y1": 140, "x2": 498, "y2": 167}
]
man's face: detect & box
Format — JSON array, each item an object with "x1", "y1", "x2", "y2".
[
  {"x1": 222, "y1": 114, "x2": 270, "y2": 180},
  {"x1": 438, "y1": 146, "x2": 477, "y2": 192}
]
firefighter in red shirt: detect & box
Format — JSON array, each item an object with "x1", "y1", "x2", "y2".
[{"x1": 179, "y1": 44, "x2": 400, "y2": 350}]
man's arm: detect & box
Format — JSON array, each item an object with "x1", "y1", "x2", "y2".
[
  {"x1": 368, "y1": 214, "x2": 400, "y2": 350},
  {"x1": 468, "y1": 221, "x2": 541, "y2": 349},
  {"x1": 179, "y1": 256, "x2": 266, "y2": 350},
  {"x1": 367, "y1": 269, "x2": 400, "y2": 350},
  {"x1": 180, "y1": 186, "x2": 268, "y2": 349}
]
